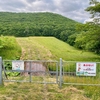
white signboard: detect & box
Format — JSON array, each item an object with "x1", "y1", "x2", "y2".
[
  {"x1": 76, "y1": 62, "x2": 96, "y2": 76},
  {"x1": 12, "y1": 60, "x2": 24, "y2": 70}
]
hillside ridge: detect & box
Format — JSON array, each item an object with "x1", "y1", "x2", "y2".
[{"x1": 0, "y1": 12, "x2": 78, "y2": 42}]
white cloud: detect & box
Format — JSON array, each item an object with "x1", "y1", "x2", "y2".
[{"x1": 0, "y1": 0, "x2": 91, "y2": 23}]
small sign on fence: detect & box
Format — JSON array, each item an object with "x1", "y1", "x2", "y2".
[
  {"x1": 12, "y1": 60, "x2": 24, "y2": 70},
  {"x1": 76, "y1": 62, "x2": 96, "y2": 76}
]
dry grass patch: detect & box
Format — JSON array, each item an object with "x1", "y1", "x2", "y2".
[{"x1": 0, "y1": 82, "x2": 91, "y2": 100}]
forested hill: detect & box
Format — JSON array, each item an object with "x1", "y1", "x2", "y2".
[{"x1": 0, "y1": 12, "x2": 78, "y2": 41}]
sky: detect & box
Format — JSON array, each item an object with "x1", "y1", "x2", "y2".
[{"x1": 0, "y1": 0, "x2": 92, "y2": 23}]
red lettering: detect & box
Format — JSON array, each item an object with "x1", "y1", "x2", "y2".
[{"x1": 83, "y1": 64, "x2": 94, "y2": 67}]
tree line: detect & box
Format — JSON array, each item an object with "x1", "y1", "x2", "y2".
[{"x1": 0, "y1": 12, "x2": 77, "y2": 39}]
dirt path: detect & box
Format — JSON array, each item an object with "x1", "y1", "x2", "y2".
[
  {"x1": 16, "y1": 37, "x2": 54, "y2": 60},
  {"x1": 14, "y1": 37, "x2": 91, "y2": 100}
]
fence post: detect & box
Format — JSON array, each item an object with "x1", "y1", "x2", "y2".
[
  {"x1": 56, "y1": 62, "x2": 59, "y2": 84},
  {"x1": 0, "y1": 57, "x2": 3, "y2": 85},
  {"x1": 29, "y1": 61, "x2": 32, "y2": 83},
  {"x1": 59, "y1": 58, "x2": 63, "y2": 88}
]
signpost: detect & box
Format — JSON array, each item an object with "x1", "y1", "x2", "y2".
[
  {"x1": 12, "y1": 60, "x2": 24, "y2": 70},
  {"x1": 76, "y1": 62, "x2": 96, "y2": 76}
]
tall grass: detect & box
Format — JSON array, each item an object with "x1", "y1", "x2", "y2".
[
  {"x1": 0, "y1": 82, "x2": 90, "y2": 100},
  {"x1": 75, "y1": 85, "x2": 100, "y2": 100},
  {"x1": 0, "y1": 36, "x2": 21, "y2": 60}
]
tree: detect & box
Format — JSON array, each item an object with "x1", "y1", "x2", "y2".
[
  {"x1": 74, "y1": 0, "x2": 100, "y2": 54},
  {"x1": 85, "y1": 0, "x2": 100, "y2": 24},
  {"x1": 75, "y1": 23, "x2": 100, "y2": 53}
]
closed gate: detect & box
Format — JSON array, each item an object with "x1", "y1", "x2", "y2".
[
  {"x1": 2, "y1": 59, "x2": 59, "y2": 84},
  {"x1": 1, "y1": 57, "x2": 100, "y2": 87},
  {"x1": 62, "y1": 60, "x2": 100, "y2": 86}
]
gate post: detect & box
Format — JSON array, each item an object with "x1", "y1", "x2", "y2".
[
  {"x1": 0, "y1": 57, "x2": 3, "y2": 85},
  {"x1": 59, "y1": 58, "x2": 63, "y2": 88}
]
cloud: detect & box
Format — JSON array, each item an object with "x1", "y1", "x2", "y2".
[
  {"x1": 52, "y1": 0, "x2": 90, "y2": 22},
  {"x1": 0, "y1": 0, "x2": 27, "y2": 12},
  {"x1": 53, "y1": 0, "x2": 81, "y2": 12},
  {"x1": 0, "y1": 0, "x2": 91, "y2": 23}
]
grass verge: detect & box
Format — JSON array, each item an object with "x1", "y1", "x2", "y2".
[{"x1": 0, "y1": 36, "x2": 21, "y2": 60}]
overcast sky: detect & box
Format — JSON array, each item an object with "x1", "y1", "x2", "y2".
[{"x1": 0, "y1": 0, "x2": 93, "y2": 23}]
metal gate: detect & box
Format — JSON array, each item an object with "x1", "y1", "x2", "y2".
[
  {"x1": 2, "y1": 59, "x2": 59, "y2": 84},
  {"x1": 61, "y1": 60, "x2": 100, "y2": 86},
  {"x1": 1, "y1": 57, "x2": 100, "y2": 87}
]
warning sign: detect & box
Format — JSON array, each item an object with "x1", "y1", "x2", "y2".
[
  {"x1": 12, "y1": 60, "x2": 24, "y2": 70},
  {"x1": 76, "y1": 62, "x2": 96, "y2": 76}
]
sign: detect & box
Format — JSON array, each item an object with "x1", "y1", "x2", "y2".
[
  {"x1": 76, "y1": 62, "x2": 96, "y2": 76},
  {"x1": 12, "y1": 60, "x2": 24, "y2": 70}
]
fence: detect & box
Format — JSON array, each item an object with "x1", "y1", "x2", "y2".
[
  {"x1": 62, "y1": 60, "x2": 100, "y2": 86},
  {"x1": 1, "y1": 58, "x2": 59, "y2": 85},
  {"x1": 0, "y1": 57, "x2": 100, "y2": 88}
]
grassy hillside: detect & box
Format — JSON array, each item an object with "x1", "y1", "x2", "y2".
[
  {"x1": 17, "y1": 37, "x2": 100, "y2": 61},
  {"x1": 1, "y1": 36, "x2": 99, "y2": 61}
]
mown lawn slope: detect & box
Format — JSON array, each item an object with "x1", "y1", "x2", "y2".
[{"x1": 17, "y1": 37, "x2": 100, "y2": 61}]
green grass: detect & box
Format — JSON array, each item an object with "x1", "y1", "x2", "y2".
[
  {"x1": 1, "y1": 36, "x2": 100, "y2": 100},
  {"x1": 0, "y1": 36, "x2": 21, "y2": 60},
  {"x1": 75, "y1": 85, "x2": 100, "y2": 100},
  {"x1": 0, "y1": 82, "x2": 90, "y2": 100},
  {"x1": 0, "y1": 36, "x2": 100, "y2": 61},
  {"x1": 62, "y1": 75, "x2": 100, "y2": 100},
  {"x1": 0, "y1": 36, "x2": 99, "y2": 61},
  {"x1": 17, "y1": 36, "x2": 100, "y2": 61}
]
